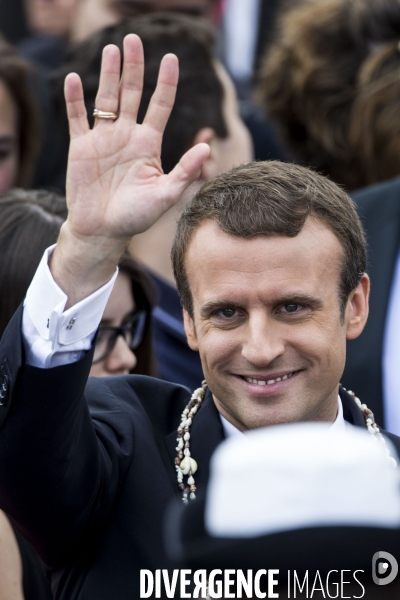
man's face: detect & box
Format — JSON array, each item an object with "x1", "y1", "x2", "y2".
[{"x1": 183, "y1": 218, "x2": 369, "y2": 430}]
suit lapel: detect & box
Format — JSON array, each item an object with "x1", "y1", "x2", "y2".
[
  {"x1": 165, "y1": 389, "x2": 225, "y2": 498},
  {"x1": 340, "y1": 386, "x2": 366, "y2": 428},
  {"x1": 165, "y1": 387, "x2": 377, "y2": 500}
]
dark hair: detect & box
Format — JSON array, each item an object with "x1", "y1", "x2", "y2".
[
  {"x1": 0, "y1": 189, "x2": 158, "y2": 376},
  {"x1": 0, "y1": 35, "x2": 41, "y2": 187},
  {"x1": 258, "y1": 0, "x2": 400, "y2": 191},
  {"x1": 118, "y1": 253, "x2": 159, "y2": 376},
  {"x1": 52, "y1": 12, "x2": 227, "y2": 174},
  {"x1": 0, "y1": 189, "x2": 66, "y2": 337},
  {"x1": 111, "y1": 0, "x2": 213, "y2": 19},
  {"x1": 172, "y1": 161, "x2": 367, "y2": 318}
]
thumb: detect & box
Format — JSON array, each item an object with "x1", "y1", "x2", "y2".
[{"x1": 165, "y1": 143, "x2": 210, "y2": 198}]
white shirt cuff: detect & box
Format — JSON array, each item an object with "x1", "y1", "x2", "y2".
[{"x1": 22, "y1": 245, "x2": 118, "y2": 368}]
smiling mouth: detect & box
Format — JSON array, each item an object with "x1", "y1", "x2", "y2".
[{"x1": 242, "y1": 372, "x2": 297, "y2": 386}]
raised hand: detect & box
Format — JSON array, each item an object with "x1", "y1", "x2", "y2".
[
  {"x1": 52, "y1": 34, "x2": 209, "y2": 305},
  {"x1": 65, "y1": 34, "x2": 209, "y2": 240}
]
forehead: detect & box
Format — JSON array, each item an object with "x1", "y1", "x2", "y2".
[
  {"x1": 0, "y1": 80, "x2": 17, "y2": 133},
  {"x1": 185, "y1": 218, "x2": 343, "y2": 307}
]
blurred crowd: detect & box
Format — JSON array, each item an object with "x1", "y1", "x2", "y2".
[{"x1": 0, "y1": 0, "x2": 400, "y2": 598}]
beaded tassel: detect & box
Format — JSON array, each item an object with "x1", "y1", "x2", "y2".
[
  {"x1": 175, "y1": 381, "x2": 207, "y2": 503},
  {"x1": 345, "y1": 388, "x2": 398, "y2": 468},
  {"x1": 175, "y1": 383, "x2": 397, "y2": 505}
]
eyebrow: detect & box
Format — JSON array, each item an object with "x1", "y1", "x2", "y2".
[
  {"x1": 200, "y1": 300, "x2": 243, "y2": 318},
  {"x1": 200, "y1": 294, "x2": 323, "y2": 317}
]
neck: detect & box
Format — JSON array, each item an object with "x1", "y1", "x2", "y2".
[{"x1": 212, "y1": 388, "x2": 340, "y2": 432}]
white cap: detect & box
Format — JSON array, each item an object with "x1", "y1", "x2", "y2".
[{"x1": 205, "y1": 423, "x2": 400, "y2": 537}]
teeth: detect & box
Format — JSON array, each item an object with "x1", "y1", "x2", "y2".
[{"x1": 244, "y1": 372, "x2": 294, "y2": 386}]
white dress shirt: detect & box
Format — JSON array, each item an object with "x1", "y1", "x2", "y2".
[
  {"x1": 23, "y1": 246, "x2": 117, "y2": 368},
  {"x1": 220, "y1": 396, "x2": 348, "y2": 438},
  {"x1": 223, "y1": 0, "x2": 261, "y2": 82}
]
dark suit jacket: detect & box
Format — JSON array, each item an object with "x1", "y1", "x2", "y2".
[
  {"x1": 0, "y1": 305, "x2": 399, "y2": 599},
  {"x1": 343, "y1": 176, "x2": 400, "y2": 425}
]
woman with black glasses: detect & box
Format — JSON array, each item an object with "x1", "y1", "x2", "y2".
[
  {"x1": 90, "y1": 252, "x2": 158, "y2": 378},
  {"x1": 0, "y1": 188, "x2": 158, "y2": 378}
]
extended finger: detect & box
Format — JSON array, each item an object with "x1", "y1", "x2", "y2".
[
  {"x1": 119, "y1": 34, "x2": 144, "y2": 121},
  {"x1": 94, "y1": 44, "x2": 121, "y2": 126},
  {"x1": 64, "y1": 73, "x2": 89, "y2": 138},
  {"x1": 142, "y1": 54, "x2": 178, "y2": 134},
  {"x1": 163, "y1": 143, "x2": 210, "y2": 207}
]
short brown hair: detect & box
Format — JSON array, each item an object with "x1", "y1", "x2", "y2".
[
  {"x1": 172, "y1": 161, "x2": 366, "y2": 318},
  {"x1": 258, "y1": 0, "x2": 400, "y2": 191},
  {"x1": 0, "y1": 35, "x2": 41, "y2": 187}
]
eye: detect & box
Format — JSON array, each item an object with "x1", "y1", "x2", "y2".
[
  {"x1": 280, "y1": 303, "x2": 302, "y2": 314},
  {"x1": 218, "y1": 308, "x2": 238, "y2": 318}
]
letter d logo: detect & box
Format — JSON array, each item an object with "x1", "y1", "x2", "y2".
[{"x1": 372, "y1": 551, "x2": 398, "y2": 586}]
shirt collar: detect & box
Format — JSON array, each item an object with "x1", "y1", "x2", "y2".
[{"x1": 220, "y1": 395, "x2": 348, "y2": 438}]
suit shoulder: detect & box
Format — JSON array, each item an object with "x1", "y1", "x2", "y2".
[
  {"x1": 351, "y1": 176, "x2": 400, "y2": 220},
  {"x1": 85, "y1": 375, "x2": 191, "y2": 436},
  {"x1": 380, "y1": 430, "x2": 400, "y2": 458}
]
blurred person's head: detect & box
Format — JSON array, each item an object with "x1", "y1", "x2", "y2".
[
  {"x1": 24, "y1": 0, "x2": 119, "y2": 44},
  {"x1": 0, "y1": 36, "x2": 40, "y2": 192},
  {"x1": 259, "y1": 0, "x2": 400, "y2": 191},
  {"x1": 53, "y1": 13, "x2": 252, "y2": 178},
  {"x1": 0, "y1": 189, "x2": 157, "y2": 376},
  {"x1": 90, "y1": 253, "x2": 158, "y2": 377},
  {"x1": 24, "y1": 0, "x2": 224, "y2": 46},
  {"x1": 111, "y1": 0, "x2": 223, "y2": 23}
]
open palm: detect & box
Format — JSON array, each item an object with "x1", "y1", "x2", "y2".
[{"x1": 64, "y1": 34, "x2": 209, "y2": 241}]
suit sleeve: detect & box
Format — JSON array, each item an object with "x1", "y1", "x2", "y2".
[{"x1": 0, "y1": 305, "x2": 135, "y2": 567}]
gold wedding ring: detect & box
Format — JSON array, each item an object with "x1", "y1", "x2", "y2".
[{"x1": 93, "y1": 108, "x2": 118, "y2": 120}]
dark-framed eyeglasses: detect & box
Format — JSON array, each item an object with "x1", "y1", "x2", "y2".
[{"x1": 93, "y1": 310, "x2": 147, "y2": 364}]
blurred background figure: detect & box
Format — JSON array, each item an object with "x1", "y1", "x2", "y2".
[
  {"x1": 222, "y1": 0, "x2": 280, "y2": 99},
  {"x1": 24, "y1": 0, "x2": 118, "y2": 46},
  {"x1": 52, "y1": 13, "x2": 253, "y2": 389},
  {"x1": 259, "y1": 0, "x2": 400, "y2": 437},
  {"x1": 259, "y1": 0, "x2": 400, "y2": 191},
  {"x1": 13, "y1": 0, "x2": 224, "y2": 72},
  {"x1": 0, "y1": 0, "x2": 286, "y2": 188},
  {"x1": 0, "y1": 34, "x2": 40, "y2": 193},
  {"x1": 220, "y1": 0, "x2": 287, "y2": 161},
  {"x1": 111, "y1": 0, "x2": 224, "y2": 22}
]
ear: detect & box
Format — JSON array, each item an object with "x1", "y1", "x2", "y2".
[
  {"x1": 345, "y1": 274, "x2": 370, "y2": 340},
  {"x1": 183, "y1": 308, "x2": 199, "y2": 351},
  {"x1": 191, "y1": 128, "x2": 219, "y2": 180}
]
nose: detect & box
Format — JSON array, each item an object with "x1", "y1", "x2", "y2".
[
  {"x1": 105, "y1": 335, "x2": 137, "y2": 375},
  {"x1": 241, "y1": 314, "x2": 285, "y2": 367}
]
